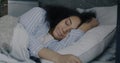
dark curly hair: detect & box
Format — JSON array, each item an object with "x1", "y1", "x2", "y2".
[{"x1": 41, "y1": 5, "x2": 96, "y2": 30}]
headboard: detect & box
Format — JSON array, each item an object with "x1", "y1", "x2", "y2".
[{"x1": 38, "y1": 0, "x2": 117, "y2": 9}]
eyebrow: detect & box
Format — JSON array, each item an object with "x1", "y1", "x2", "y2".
[{"x1": 69, "y1": 17, "x2": 72, "y2": 24}]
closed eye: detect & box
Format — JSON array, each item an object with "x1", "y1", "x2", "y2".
[{"x1": 65, "y1": 18, "x2": 72, "y2": 26}]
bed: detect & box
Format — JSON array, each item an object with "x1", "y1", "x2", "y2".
[
  {"x1": 0, "y1": 0, "x2": 117, "y2": 63},
  {"x1": 40, "y1": 6, "x2": 117, "y2": 63},
  {"x1": 38, "y1": 0, "x2": 117, "y2": 63}
]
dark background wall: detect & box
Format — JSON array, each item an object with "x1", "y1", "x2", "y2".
[
  {"x1": 116, "y1": 0, "x2": 120, "y2": 63},
  {"x1": 8, "y1": 0, "x2": 38, "y2": 17},
  {"x1": 39, "y1": 0, "x2": 117, "y2": 9},
  {"x1": 8, "y1": 0, "x2": 117, "y2": 9},
  {"x1": 8, "y1": 0, "x2": 118, "y2": 17},
  {"x1": 9, "y1": 0, "x2": 38, "y2": 1}
]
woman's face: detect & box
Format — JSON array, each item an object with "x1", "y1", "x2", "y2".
[{"x1": 51, "y1": 16, "x2": 81, "y2": 40}]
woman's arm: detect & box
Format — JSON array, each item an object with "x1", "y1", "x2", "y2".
[
  {"x1": 38, "y1": 48, "x2": 81, "y2": 63},
  {"x1": 46, "y1": 29, "x2": 85, "y2": 51},
  {"x1": 78, "y1": 18, "x2": 99, "y2": 32},
  {"x1": 19, "y1": 7, "x2": 46, "y2": 35},
  {"x1": 38, "y1": 48, "x2": 60, "y2": 62},
  {"x1": 28, "y1": 34, "x2": 81, "y2": 63}
]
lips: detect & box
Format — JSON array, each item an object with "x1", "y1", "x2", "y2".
[
  {"x1": 56, "y1": 29, "x2": 62, "y2": 37},
  {"x1": 55, "y1": 28, "x2": 64, "y2": 39}
]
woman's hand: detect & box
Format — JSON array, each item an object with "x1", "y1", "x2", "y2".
[
  {"x1": 54, "y1": 54, "x2": 81, "y2": 63},
  {"x1": 39, "y1": 48, "x2": 81, "y2": 63},
  {"x1": 78, "y1": 18, "x2": 99, "y2": 32}
]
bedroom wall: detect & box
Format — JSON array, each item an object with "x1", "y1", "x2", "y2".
[
  {"x1": 8, "y1": 0, "x2": 117, "y2": 17},
  {"x1": 9, "y1": 0, "x2": 38, "y2": 1},
  {"x1": 8, "y1": 0, "x2": 38, "y2": 17},
  {"x1": 39, "y1": 0, "x2": 117, "y2": 9}
]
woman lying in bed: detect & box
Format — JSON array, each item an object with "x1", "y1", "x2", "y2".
[{"x1": 19, "y1": 5, "x2": 99, "y2": 63}]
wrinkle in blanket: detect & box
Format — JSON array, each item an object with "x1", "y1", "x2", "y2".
[{"x1": 0, "y1": 15, "x2": 18, "y2": 55}]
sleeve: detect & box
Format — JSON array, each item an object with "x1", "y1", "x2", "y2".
[
  {"x1": 19, "y1": 7, "x2": 46, "y2": 35},
  {"x1": 28, "y1": 35, "x2": 44, "y2": 58},
  {"x1": 47, "y1": 29, "x2": 85, "y2": 51},
  {"x1": 19, "y1": 7, "x2": 49, "y2": 58}
]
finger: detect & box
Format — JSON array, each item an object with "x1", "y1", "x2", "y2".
[
  {"x1": 71, "y1": 59, "x2": 80, "y2": 63},
  {"x1": 75, "y1": 59, "x2": 81, "y2": 63},
  {"x1": 74, "y1": 57, "x2": 81, "y2": 63}
]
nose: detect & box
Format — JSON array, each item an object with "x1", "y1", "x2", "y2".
[{"x1": 63, "y1": 27, "x2": 72, "y2": 33}]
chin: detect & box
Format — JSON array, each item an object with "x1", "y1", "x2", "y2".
[
  {"x1": 54, "y1": 36, "x2": 62, "y2": 41},
  {"x1": 54, "y1": 37, "x2": 62, "y2": 41},
  {"x1": 53, "y1": 32, "x2": 63, "y2": 40}
]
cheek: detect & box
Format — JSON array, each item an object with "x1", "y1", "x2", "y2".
[
  {"x1": 51, "y1": 30, "x2": 57, "y2": 39},
  {"x1": 52, "y1": 30, "x2": 62, "y2": 40},
  {"x1": 52, "y1": 28, "x2": 59, "y2": 38},
  {"x1": 52, "y1": 31, "x2": 56, "y2": 37}
]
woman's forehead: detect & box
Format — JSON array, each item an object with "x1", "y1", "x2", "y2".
[
  {"x1": 69, "y1": 16, "x2": 81, "y2": 24},
  {"x1": 69, "y1": 16, "x2": 81, "y2": 28}
]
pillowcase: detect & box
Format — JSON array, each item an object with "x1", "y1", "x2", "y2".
[
  {"x1": 41, "y1": 25, "x2": 116, "y2": 63},
  {"x1": 76, "y1": 5, "x2": 117, "y2": 25}
]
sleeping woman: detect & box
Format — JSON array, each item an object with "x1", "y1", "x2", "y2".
[{"x1": 19, "y1": 5, "x2": 99, "y2": 63}]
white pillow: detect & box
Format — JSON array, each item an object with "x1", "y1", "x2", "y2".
[
  {"x1": 94, "y1": 5, "x2": 117, "y2": 25},
  {"x1": 41, "y1": 25, "x2": 116, "y2": 63},
  {"x1": 76, "y1": 5, "x2": 117, "y2": 25}
]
